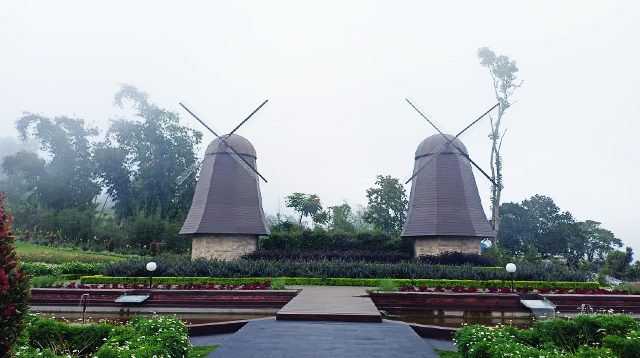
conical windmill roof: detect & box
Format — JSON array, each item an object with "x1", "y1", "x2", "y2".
[
  {"x1": 402, "y1": 134, "x2": 495, "y2": 238},
  {"x1": 180, "y1": 134, "x2": 269, "y2": 235}
]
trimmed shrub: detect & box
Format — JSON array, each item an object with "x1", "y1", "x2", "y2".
[
  {"x1": 102, "y1": 258, "x2": 587, "y2": 282},
  {"x1": 80, "y1": 275, "x2": 599, "y2": 290},
  {"x1": 0, "y1": 192, "x2": 30, "y2": 357}
]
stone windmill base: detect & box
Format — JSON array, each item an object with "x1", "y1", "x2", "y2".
[
  {"x1": 191, "y1": 234, "x2": 258, "y2": 261},
  {"x1": 412, "y1": 236, "x2": 481, "y2": 257}
]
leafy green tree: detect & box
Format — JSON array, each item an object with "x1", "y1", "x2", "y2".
[
  {"x1": 95, "y1": 85, "x2": 202, "y2": 220},
  {"x1": 477, "y1": 47, "x2": 522, "y2": 234},
  {"x1": 567, "y1": 220, "x2": 622, "y2": 267},
  {"x1": 496, "y1": 202, "x2": 529, "y2": 254},
  {"x1": 329, "y1": 203, "x2": 355, "y2": 232},
  {"x1": 285, "y1": 192, "x2": 328, "y2": 226},
  {"x1": 363, "y1": 175, "x2": 408, "y2": 235},
  {"x1": 601, "y1": 248, "x2": 634, "y2": 279},
  {"x1": 521, "y1": 195, "x2": 574, "y2": 258},
  {"x1": 499, "y1": 195, "x2": 623, "y2": 268}
]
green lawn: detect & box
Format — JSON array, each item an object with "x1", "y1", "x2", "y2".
[
  {"x1": 436, "y1": 349, "x2": 459, "y2": 358},
  {"x1": 189, "y1": 345, "x2": 218, "y2": 357},
  {"x1": 15, "y1": 241, "x2": 133, "y2": 263}
]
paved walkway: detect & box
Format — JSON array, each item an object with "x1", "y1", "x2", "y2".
[
  {"x1": 206, "y1": 318, "x2": 439, "y2": 357},
  {"x1": 276, "y1": 286, "x2": 382, "y2": 322}
]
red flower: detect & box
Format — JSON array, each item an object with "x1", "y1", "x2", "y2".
[{"x1": 3, "y1": 305, "x2": 15, "y2": 317}]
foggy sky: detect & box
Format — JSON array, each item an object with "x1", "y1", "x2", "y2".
[{"x1": 1, "y1": 1, "x2": 638, "y2": 255}]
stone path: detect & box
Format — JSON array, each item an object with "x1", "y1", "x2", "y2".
[
  {"x1": 276, "y1": 286, "x2": 382, "y2": 322},
  {"x1": 206, "y1": 318, "x2": 440, "y2": 357}
]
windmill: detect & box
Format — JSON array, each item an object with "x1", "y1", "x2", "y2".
[
  {"x1": 402, "y1": 99, "x2": 499, "y2": 257},
  {"x1": 178, "y1": 100, "x2": 270, "y2": 261}
]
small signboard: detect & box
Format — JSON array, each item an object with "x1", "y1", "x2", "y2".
[{"x1": 115, "y1": 294, "x2": 150, "y2": 304}]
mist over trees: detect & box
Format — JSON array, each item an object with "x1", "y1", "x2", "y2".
[
  {"x1": 0, "y1": 86, "x2": 633, "y2": 277},
  {"x1": 0, "y1": 85, "x2": 200, "y2": 252}
]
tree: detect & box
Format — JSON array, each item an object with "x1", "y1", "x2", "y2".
[
  {"x1": 521, "y1": 195, "x2": 574, "y2": 258},
  {"x1": 363, "y1": 175, "x2": 408, "y2": 235},
  {"x1": 601, "y1": 248, "x2": 634, "y2": 279},
  {"x1": 498, "y1": 194, "x2": 623, "y2": 268},
  {"x1": 95, "y1": 85, "x2": 202, "y2": 220},
  {"x1": 329, "y1": 203, "x2": 355, "y2": 232},
  {"x1": 284, "y1": 192, "x2": 328, "y2": 226},
  {"x1": 11, "y1": 113, "x2": 100, "y2": 211},
  {"x1": 495, "y1": 202, "x2": 529, "y2": 254},
  {"x1": 567, "y1": 220, "x2": 622, "y2": 266},
  {"x1": 0, "y1": 192, "x2": 30, "y2": 356},
  {"x1": 477, "y1": 47, "x2": 522, "y2": 234}
]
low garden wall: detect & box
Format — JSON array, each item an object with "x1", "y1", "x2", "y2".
[
  {"x1": 370, "y1": 292, "x2": 526, "y2": 312},
  {"x1": 544, "y1": 294, "x2": 640, "y2": 313},
  {"x1": 30, "y1": 288, "x2": 298, "y2": 309}
]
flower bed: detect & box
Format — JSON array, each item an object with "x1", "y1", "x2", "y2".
[
  {"x1": 455, "y1": 314, "x2": 639, "y2": 357},
  {"x1": 42, "y1": 281, "x2": 271, "y2": 290},
  {"x1": 16, "y1": 314, "x2": 191, "y2": 358}
]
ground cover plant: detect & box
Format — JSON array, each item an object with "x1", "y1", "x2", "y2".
[
  {"x1": 15, "y1": 241, "x2": 131, "y2": 264},
  {"x1": 80, "y1": 275, "x2": 599, "y2": 290},
  {"x1": 16, "y1": 314, "x2": 191, "y2": 358},
  {"x1": 0, "y1": 192, "x2": 31, "y2": 357},
  {"x1": 102, "y1": 258, "x2": 587, "y2": 282},
  {"x1": 455, "y1": 314, "x2": 639, "y2": 357}
]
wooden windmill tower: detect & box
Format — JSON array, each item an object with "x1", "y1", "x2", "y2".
[
  {"x1": 178, "y1": 101, "x2": 270, "y2": 261},
  {"x1": 402, "y1": 100, "x2": 498, "y2": 256}
]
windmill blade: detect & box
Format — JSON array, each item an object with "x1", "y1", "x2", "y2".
[
  {"x1": 405, "y1": 98, "x2": 497, "y2": 186},
  {"x1": 179, "y1": 102, "x2": 268, "y2": 183},
  {"x1": 228, "y1": 99, "x2": 269, "y2": 136},
  {"x1": 405, "y1": 102, "x2": 499, "y2": 184},
  {"x1": 175, "y1": 159, "x2": 203, "y2": 185}
]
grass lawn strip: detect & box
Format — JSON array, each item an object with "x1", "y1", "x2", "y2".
[
  {"x1": 15, "y1": 241, "x2": 133, "y2": 263},
  {"x1": 189, "y1": 344, "x2": 218, "y2": 358}
]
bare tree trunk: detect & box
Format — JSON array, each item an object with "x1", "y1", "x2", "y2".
[{"x1": 490, "y1": 105, "x2": 505, "y2": 236}]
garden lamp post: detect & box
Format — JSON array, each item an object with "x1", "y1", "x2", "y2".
[
  {"x1": 505, "y1": 263, "x2": 517, "y2": 292},
  {"x1": 146, "y1": 261, "x2": 157, "y2": 288}
]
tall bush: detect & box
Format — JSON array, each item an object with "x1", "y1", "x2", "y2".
[{"x1": 0, "y1": 192, "x2": 31, "y2": 356}]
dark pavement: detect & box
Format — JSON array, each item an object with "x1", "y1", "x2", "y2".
[{"x1": 204, "y1": 318, "x2": 440, "y2": 357}]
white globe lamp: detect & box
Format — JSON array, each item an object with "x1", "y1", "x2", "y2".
[
  {"x1": 146, "y1": 261, "x2": 157, "y2": 288},
  {"x1": 505, "y1": 263, "x2": 517, "y2": 292}
]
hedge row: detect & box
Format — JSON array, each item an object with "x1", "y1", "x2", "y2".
[
  {"x1": 103, "y1": 258, "x2": 586, "y2": 282},
  {"x1": 258, "y1": 229, "x2": 407, "y2": 252},
  {"x1": 80, "y1": 275, "x2": 599, "y2": 289},
  {"x1": 21, "y1": 261, "x2": 105, "y2": 276}
]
